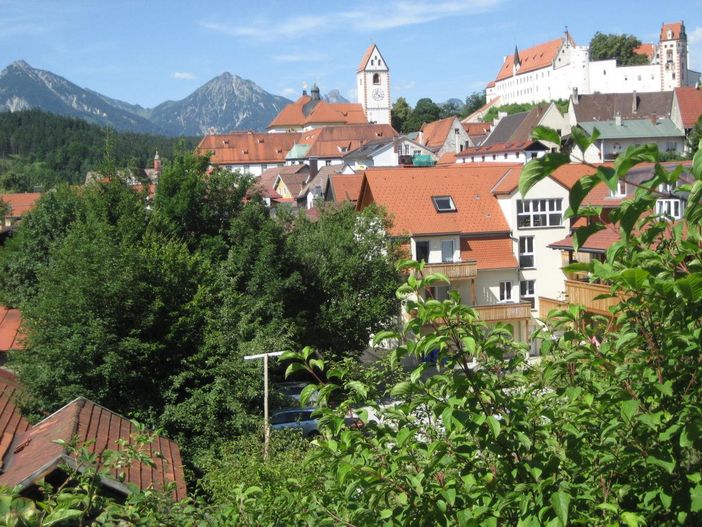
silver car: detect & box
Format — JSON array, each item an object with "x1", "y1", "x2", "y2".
[{"x1": 270, "y1": 408, "x2": 318, "y2": 437}]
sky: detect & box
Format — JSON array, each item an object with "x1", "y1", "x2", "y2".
[{"x1": 1, "y1": 0, "x2": 701, "y2": 109}]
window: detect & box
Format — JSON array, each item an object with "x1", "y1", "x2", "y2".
[
  {"x1": 428, "y1": 285, "x2": 450, "y2": 301},
  {"x1": 656, "y1": 199, "x2": 685, "y2": 219},
  {"x1": 432, "y1": 195, "x2": 457, "y2": 213},
  {"x1": 415, "y1": 241, "x2": 430, "y2": 262},
  {"x1": 519, "y1": 236, "x2": 534, "y2": 268},
  {"x1": 499, "y1": 281, "x2": 512, "y2": 302},
  {"x1": 261, "y1": 164, "x2": 267, "y2": 171},
  {"x1": 325, "y1": 160, "x2": 332, "y2": 166},
  {"x1": 611, "y1": 180, "x2": 626, "y2": 197},
  {"x1": 441, "y1": 240, "x2": 454, "y2": 263},
  {"x1": 517, "y1": 199, "x2": 563, "y2": 228},
  {"x1": 373, "y1": 73, "x2": 380, "y2": 85},
  {"x1": 520, "y1": 280, "x2": 535, "y2": 309}
]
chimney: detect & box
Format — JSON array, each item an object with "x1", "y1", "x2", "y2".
[
  {"x1": 309, "y1": 159, "x2": 318, "y2": 178},
  {"x1": 572, "y1": 87, "x2": 579, "y2": 104},
  {"x1": 302, "y1": 81, "x2": 308, "y2": 96},
  {"x1": 632, "y1": 90, "x2": 638, "y2": 114},
  {"x1": 153, "y1": 151, "x2": 161, "y2": 172},
  {"x1": 650, "y1": 113, "x2": 658, "y2": 125},
  {"x1": 311, "y1": 83, "x2": 321, "y2": 101},
  {"x1": 615, "y1": 112, "x2": 622, "y2": 126}
]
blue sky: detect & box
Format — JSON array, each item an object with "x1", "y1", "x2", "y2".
[{"x1": 1, "y1": 0, "x2": 701, "y2": 108}]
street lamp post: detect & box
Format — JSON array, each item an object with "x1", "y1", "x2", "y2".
[{"x1": 243, "y1": 351, "x2": 283, "y2": 460}]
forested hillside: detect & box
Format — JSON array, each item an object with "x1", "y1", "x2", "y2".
[{"x1": 0, "y1": 110, "x2": 197, "y2": 192}]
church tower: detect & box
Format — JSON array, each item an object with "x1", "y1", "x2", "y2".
[
  {"x1": 357, "y1": 44, "x2": 391, "y2": 125},
  {"x1": 659, "y1": 21, "x2": 688, "y2": 91}
]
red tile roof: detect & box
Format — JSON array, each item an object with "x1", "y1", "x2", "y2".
[
  {"x1": 463, "y1": 122, "x2": 491, "y2": 136},
  {"x1": 419, "y1": 117, "x2": 457, "y2": 150},
  {"x1": 437, "y1": 152, "x2": 458, "y2": 165},
  {"x1": 457, "y1": 141, "x2": 545, "y2": 157},
  {"x1": 660, "y1": 22, "x2": 684, "y2": 41},
  {"x1": 549, "y1": 225, "x2": 621, "y2": 253},
  {"x1": 674, "y1": 87, "x2": 702, "y2": 129},
  {"x1": 461, "y1": 236, "x2": 518, "y2": 270},
  {"x1": 253, "y1": 164, "x2": 308, "y2": 199},
  {"x1": 267, "y1": 96, "x2": 368, "y2": 129},
  {"x1": 1, "y1": 193, "x2": 42, "y2": 218},
  {"x1": 0, "y1": 370, "x2": 30, "y2": 455},
  {"x1": 299, "y1": 124, "x2": 398, "y2": 159},
  {"x1": 495, "y1": 38, "x2": 564, "y2": 81},
  {"x1": 0, "y1": 397, "x2": 187, "y2": 501},
  {"x1": 328, "y1": 174, "x2": 363, "y2": 204},
  {"x1": 634, "y1": 43, "x2": 656, "y2": 62},
  {"x1": 356, "y1": 165, "x2": 512, "y2": 237},
  {"x1": 0, "y1": 307, "x2": 23, "y2": 353},
  {"x1": 197, "y1": 132, "x2": 300, "y2": 165}
]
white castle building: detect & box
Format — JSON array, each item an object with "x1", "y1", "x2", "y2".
[{"x1": 486, "y1": 22, "x2": 701, "y2": 105}]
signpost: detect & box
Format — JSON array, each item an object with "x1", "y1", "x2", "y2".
[{"x1": 243, "y1": 351, "x2": 283, "y2": 459}]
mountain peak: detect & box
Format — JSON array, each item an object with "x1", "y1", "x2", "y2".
[{"x1": 9, "y1": 60, "x2": 32, "y2": 71}]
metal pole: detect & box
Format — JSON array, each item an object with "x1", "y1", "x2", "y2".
[{"x1": 263, "y1": 353, "x2": 269, "y2": 460}]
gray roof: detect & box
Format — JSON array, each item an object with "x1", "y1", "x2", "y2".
[
  {"x1": 579, "y1": 118, "x2": 684, "y2": 139},
  {"x1": 572, "y1": 91, "x2": 673, "y2": 122},
  {"x1": 482, "y1": 112, "x2": 530, "y2": 146}
]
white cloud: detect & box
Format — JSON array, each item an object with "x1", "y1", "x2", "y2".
[
  {"x1": 281, "y1": 87, "x2": 296, "y2": 97},
  {"x1": 201, "y1": 0, "x2": 503, "y2": 41},
  {"x1": 172, "y1": 71, "x2": 196, "y2": 80}
]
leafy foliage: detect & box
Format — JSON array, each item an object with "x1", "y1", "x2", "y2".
[{"x1": 589, "y1": 32, "x2": 651, "y2": 66}]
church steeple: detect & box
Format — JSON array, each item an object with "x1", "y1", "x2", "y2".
[{"x1": 356, "y1": 44, "x2": 391, "y2": 125}]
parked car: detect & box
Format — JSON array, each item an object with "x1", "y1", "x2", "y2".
[{"x1": 270, "y1": 408, "x2": 318, "y2": 437}]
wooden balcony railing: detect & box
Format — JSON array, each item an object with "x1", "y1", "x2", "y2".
[
  {"x1": 424, "y1": 261, "x2": 477, "y2": 280},
  {"x1": 565, "y1": 279, "x2": 619, "y2": 315},
  {"x1": 538, "y1": 296, "x2": 568, "y2": 318},
  {"x1": 474, "y1": 302, "x2": 532, "y2": 322}
]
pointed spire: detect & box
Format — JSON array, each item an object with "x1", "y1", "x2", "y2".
[{"x1": 513, "y1": 45, "x2": 521, "y2": 67}]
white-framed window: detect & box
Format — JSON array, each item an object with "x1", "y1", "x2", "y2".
[
  {"x1": 441, "y1": 240, "x2": 455, "y2": 263},
  {"x1": 519, "y1": 236, "x2": 534, "y2": 268},
  {"x1": 520, "y1": 280, "x2": 535, "y2": 309},
  {"x1": 499, "y1": 281, "x2": 512, "y2": 302},
  {"x1": 611, "y1": 180, "x2": 627, "y2": 198},
  {"x1": 517, "y1": 199, "x2": 563, "y2": 228},
  {"x1": 656, "y1": 199, "x2": 685, "y2": 219}
]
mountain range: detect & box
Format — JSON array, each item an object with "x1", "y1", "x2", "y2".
[{"x1": 0, "y1": 61, "x2": 351, "y2": 136}]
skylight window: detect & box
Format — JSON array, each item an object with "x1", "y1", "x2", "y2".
[{"x1": 432, "y1": 196, "x2": 456, "y2": 213}]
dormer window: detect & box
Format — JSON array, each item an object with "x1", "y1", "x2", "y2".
[
  {"x1": 432, "y1": 196, "x2": 456, "y2": 213},
  {"x1": 611, "y1": 180, "x2": 627, "y2": 198}
]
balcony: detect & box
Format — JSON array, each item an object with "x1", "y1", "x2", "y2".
[
  {"x1": 538, "y1": 296, "x2": 568, "y2": 318},
  {"x1": 474, "y1": 302, "x2": 532, "y2": 322},
  {"x1": 565, "y1": 279, "x2": 619, "y2": 316},
  {"x1": 423, "y1": 261, "x2": 478, "y2": 280}
]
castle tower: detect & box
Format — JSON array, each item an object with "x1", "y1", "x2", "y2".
[
  {"x1": 357, "y1": 44, "x2": 391, "y2": 125},
  {"x1": 660, "y1": 21, "x2": 688, "y2": 91}
]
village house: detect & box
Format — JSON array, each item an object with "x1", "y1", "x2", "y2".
[
  {"x1": 671, "y1": 87, "x2": 702, "y2": 151},
  {"x1": 572, "y1": 117, "x2": 685, "y2": 162},
  {"x1": 342, "y1": 135, "x2": 434, "y2": 169},
  {"x1": 416, "y1": 116, "x2": 472, "y2": 158},
  {"x1": 324, "y1": 173, "x2": 364, "y2": 206},
  {"x1": 539, "y1": 161, "x2": 693, "y2": 317},
  {"x1": 356, "y1": 164, "x2": 535, "y2": 344},
  {"x1": 1, "y1": 192, "x2": 42, "y2": 232}
]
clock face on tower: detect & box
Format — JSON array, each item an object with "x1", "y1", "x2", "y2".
[{"x1": 372, "y1": 87, "x2": 385, "y2": 101}]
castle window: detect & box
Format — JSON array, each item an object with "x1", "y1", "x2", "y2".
[{"x1": 373, "y1": 73, "x2": 380, "y2": 85}]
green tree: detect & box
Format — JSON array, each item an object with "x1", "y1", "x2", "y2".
[
  {"x1": 289, "y1": 203, "x2": 402, "y2": 357},
  {"x1": 688, "y1": 115, "x2": 702, "y2": 157},
  {"x1": 589, "y1": 32, "x2": 650, "y2": 65},
  {"x1": 404, "y1": 98, "x2": 442, "y2": 132},
  {"x1": 461, "y1": 91, "x2": 487, "y2": 118},
  {"x1": 483, "y1": 102, "x2": 536, "y2": 123},
  {"x1": 391, "y1": 97, "x2": 412, "y2": 133}
]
